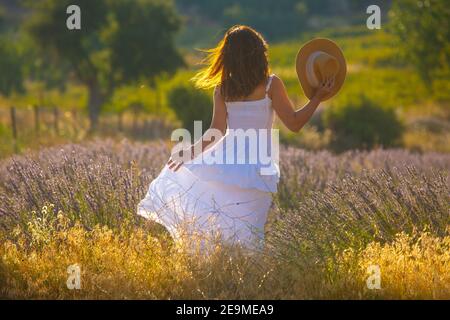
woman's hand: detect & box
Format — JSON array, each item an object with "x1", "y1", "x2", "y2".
[
  {"x1": 314, "y1": 76, "x2": 335, "y2": 101},
  {"x1": 167, "y1": 156, "x2": 183, "y2": 172},
  {"x1": 167, "y1": 147, "x2": 193, "y2": 172}
]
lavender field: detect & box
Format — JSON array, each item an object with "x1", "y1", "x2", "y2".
[{"x1": 0, "y1": 140, "x2": 448, "y2": 299}]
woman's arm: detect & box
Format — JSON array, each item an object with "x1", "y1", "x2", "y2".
[
  {"x1": 270, "y1": 75, "x2": 334, "y2": 132},
  {"x1": 168, "y1": 87, "x2": 227, "y2": 171}
]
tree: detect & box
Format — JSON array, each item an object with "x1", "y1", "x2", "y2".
[
  {"x1": 389, "y1": 0, "x2": 450, "y2": 86},
  {"x1": 24, "y1": 0, "x2": 183, "y2": 130}
]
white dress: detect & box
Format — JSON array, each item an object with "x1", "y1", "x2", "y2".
[{"x1": 138, "y1": 75, "x2": 280, "y2": 247}]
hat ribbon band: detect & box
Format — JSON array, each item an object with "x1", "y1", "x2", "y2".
[{"x1": 305, "y1": 51, "x2": 323, "y2": 88}]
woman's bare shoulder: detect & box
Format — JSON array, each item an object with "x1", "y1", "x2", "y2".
[
  {"x1": 270, "y1": 74, "x2": 286, "y2": 94},
  {"x1": 271, "y1": 74, "x2": 283, "y2": 85},
  {"x1": 213, "y1": 85, "x2": 222, "y2": 96},
  {"x1": 213, "y1": 85, "x2": 225, "y2": 103}
]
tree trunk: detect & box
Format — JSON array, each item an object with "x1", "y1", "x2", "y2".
[{"x1": 87, "y1": 80, "x2": 104, "y2": 132}]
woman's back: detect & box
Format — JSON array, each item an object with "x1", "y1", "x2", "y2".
[{"x1": 225, "y1": 74, "x2": 275, "y2": 131}]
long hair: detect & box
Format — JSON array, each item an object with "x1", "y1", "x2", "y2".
[{"x1": 192, "y1": 25, "x2": 269, "y2": 101}]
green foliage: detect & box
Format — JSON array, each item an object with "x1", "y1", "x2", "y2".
[
  {"x1": 0, "y1": 123, "x2": 14, "y2": 158},
  {"x1": 323, "y1": 95, "x2": 404, "y2": 151},
  {"x1": 0, "y1": 37, "x2": 24, "y2": 97},
  {"x1": 177, "y1": 0, "x2": 308, "y2": 40},
  {"x1": 25, "y1": 0, "x2": 183, "y2": 85},
  {"x1": 19, "y1": 33, "x2": 71, "y2": 92},
  {"x1": 175, "y1": 0, "x2": 383, "y2": 42},
  {"x1": 106, "y1": 84, "x2": 175, "y2": 118},
  {"x1": 0, "y1": 5, "x2": 4, "y2": 30},
  {"x1": 24, "y1": 0, "x2": 184, "y2": 128},
  {"x1": 107, "y1": 0, "x2": 184, "y2": 83},
  {"x1": 389, "y1": 0, "x2": 450, "y2": 86},
  {"x1": 269, "y1": 26, "x2": 401, "y2": 69},
  {"x1": 279, "y1": 125, "x2": 331, "y2": 150},
  {"x1": 168, "y1": 84, "x2": 212, "y2": 134},
  {"x1": 339, "y1": 68, "x2": 428, "y2": 108},
  {"x1": 269, "y1": 26, "x2": 448, "y2": 106},
  {"x1": 25, "y1": 0, "x2": 108, "y2": 67}
]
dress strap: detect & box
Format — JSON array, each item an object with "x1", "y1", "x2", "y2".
[{"x1": 265, "y1": 74, "x2": 274, "y2": 97}]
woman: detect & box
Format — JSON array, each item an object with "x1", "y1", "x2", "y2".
[{"x1": 138, "y1": 25, "x2": 334, "y2": 248}]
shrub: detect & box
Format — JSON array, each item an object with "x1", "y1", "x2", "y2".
[
  {"x1": 167, "y1": 84, "x2": 212, "y2": 135},
  {"x1": 323, "y1": 95, "x2": 404, "y2": 151}
]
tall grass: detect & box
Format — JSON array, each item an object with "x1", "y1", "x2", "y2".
[
  {"x1": 269, "y1": 167, "x2": 449, "y2": 264},
  {"x1": 1, "y1": 205, "x2": 448, "y2": 299}
]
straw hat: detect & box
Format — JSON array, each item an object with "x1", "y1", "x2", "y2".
[{"x1": 296, "y1": 38, "x2": 346, "y2": 101}]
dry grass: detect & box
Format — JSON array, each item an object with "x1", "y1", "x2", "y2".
[
  {"x1": 1, "y1": 205, "x2": 448, "y2": 299},
  {"x1": 0, "y1": 205, "x2": 275, "y2": 299},
  {"x1": 334, "y1": 230, "x2": 450, "y2": 299}
]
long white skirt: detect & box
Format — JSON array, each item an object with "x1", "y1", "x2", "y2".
[{"x1": 137, "y1": 164, "x2": 273, "y2": 248}]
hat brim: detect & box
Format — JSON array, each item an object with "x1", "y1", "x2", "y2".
[{"x1": 296, "y1": 38, "x2": 346, "y2": 101}]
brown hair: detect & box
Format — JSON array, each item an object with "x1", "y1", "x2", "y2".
[{"x1": 192, "y1": 25, "x2": 270, "y2": 101}]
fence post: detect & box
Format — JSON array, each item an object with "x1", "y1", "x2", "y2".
[
  {"x1": 10, "y1": 106, "x2": 18, "y2": 153},
  {"x1": 53, "y1": 107, "x2": 59, "y2": 135},
  {"x1": 117, "y1": 112, "x2": 123, "y2": 132},
  {"x1": 71, "y1": 109, "x2": 77, "y2": 131},
  {"x1": 133, "y1": 109, "x2": 138, "y2": 134},
  {"x1": 34, "y1": 105, "x2": 40, "y2": 135}
]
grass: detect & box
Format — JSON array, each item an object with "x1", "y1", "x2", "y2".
[
  {"x1": 2, "y1": 206, "x2": 448, "y2": 299},
  {"x1": 335, "y1": 230, "x2": 450, "y2": 299},
  {"x1": 0, "y1": 140, "x2": 449, "y2": 299}
]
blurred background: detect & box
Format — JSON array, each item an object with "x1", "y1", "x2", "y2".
[{"x1": 0, "y1": 0, "x2": 448, "y2": 157}]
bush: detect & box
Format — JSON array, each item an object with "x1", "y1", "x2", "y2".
[
  {"x1": 167, "y1": 84, "x2": 212, "y2": 135},
  {"x1": 323, "y1": 95, "x2": 403, "y2": 151}
]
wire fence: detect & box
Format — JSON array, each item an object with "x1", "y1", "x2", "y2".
[{"x1": 0, "y1": 106, "x2": 175, "y2": 155}]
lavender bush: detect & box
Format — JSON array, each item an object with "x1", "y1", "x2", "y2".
[
  {"x1": 0, "y1": 139, "x2": 168, "y2": 230},
  {"x1": 269, "y1": 167, "x2": 449, "y2": 266},
  {"x1": 0, "y1": 139, "x2": 449, "y2": 299},
  {"x1": 0, "y1": 139, "x2": 448, "y2": 251},
  {"x1": 276, "y1": 147, "x2": 449, "y2": 209}
]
